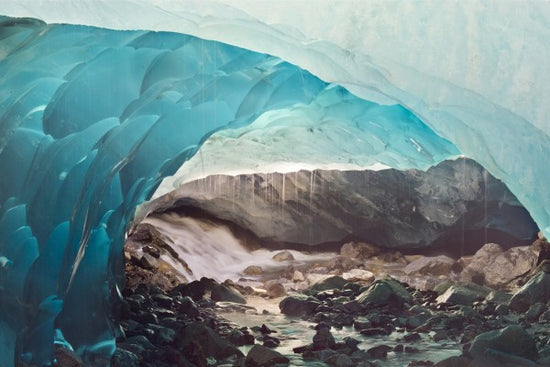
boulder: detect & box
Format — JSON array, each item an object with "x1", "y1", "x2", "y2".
[
  {"x1": 509, "y1": 271, "x2": 550, "y2": 312},
  {"x1": 461, "y1": 243, "x2": 537, "y2": 288},
  {"x1": 243, "y1": 265, "x2": 263, "y2": 276},
  {"x1": 342, "y1": 269, "x2": 375, "y2": 283},
  {"x1": 312, "y1": 323, "x2": 336, "y2": 350},
  {"x1": 266, "y1": 282, "x2": 286, "y2": 298},
  {"x1": 110, "y1": 348, "x2": 140, "y2": 367},
  {"x1": 279, "y1": 294, "x2": 320, "y2": 316},
  {"x1": 403, "y1": 255, "x2": 456, "y2": 276},
  {"x1": 179, "y1": 322, "x2": 243, "y2": 361},
  {"x1": 436, "y1": 283, "x2": 491, "y2": 306},
  {"x1": 357, "y1": 278, "x2": 412, "y2": 306},
  {"x1": 468, "y1": 325, "x2": 538, "y2": 363},
  {"x1": 272, "y1": 251, "x2": 295, "y2": 262},
  {"x1": 309, "y1": 276, "x2": 347, "y2": 293},
  {"x1": 211, "y1": 284, "x2": 246, "y2": 304},
  {"x1": 245, "y1": 345, "x2": 289, "y2": 366},
  {"x1": 340, "y1": 241, "x2": 381, "y2": 259}
]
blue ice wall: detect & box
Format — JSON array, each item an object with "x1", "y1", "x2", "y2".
[{"x1": 0, "y1": 17, "x2": 463, "y2": 365}]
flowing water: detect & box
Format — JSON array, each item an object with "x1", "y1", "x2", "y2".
[
  {"x1": 141, "y1": 213, "x2": 462, "y2": 366},
  {"x1": 142, "y1": 213, "x2": 335, "y2": 282}
]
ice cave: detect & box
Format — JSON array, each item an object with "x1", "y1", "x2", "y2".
[{"x1": 0, "y1": 1, "x2": 549, "y2": 366}]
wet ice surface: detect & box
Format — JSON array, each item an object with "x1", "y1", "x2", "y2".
[{"x1": 220, "y1": 296, "x2": 461, "y2": 366}]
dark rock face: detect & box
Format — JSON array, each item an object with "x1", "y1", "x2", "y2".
[
  {"x1": 152, "y1": 158, "x2": 538, "y2": 253},
  {"x1": 245, "y1": 345, "x2": 289, "y2": 366},
  {"x1": 468, "y1": 325, "x2": 539, "y2": 362},
  {"x1": 509, "y1": 271, "x2": 550, "y2": 312}
]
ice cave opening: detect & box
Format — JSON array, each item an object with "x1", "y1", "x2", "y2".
[{"x1": 1, "y1": 2, "x2": 549, "y2": 366}]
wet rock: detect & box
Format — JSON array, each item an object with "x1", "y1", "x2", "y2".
[
  {"x1": 436, "y1": 283, "x2": 490, "y2": 306},
  {"x1": 179, "y1": 322, "x2": 243, "y2": 361},
  {"x1": 243, "y1": 265, "x2": 263, "y2": 276},
  {"x1": 273, "y1": 250, "x2": 295, "y2": 262},
  {"x1": 485, "y1": 290, "x2": 512, "y2": 305},
  {"x1": 434, "y1": 356, "x2": 472, "y2": 367},
  {"x1": 312, "y1": 323, "x2": 336, "y2": 350},
  {"x1": 324, "y1": 353, "x2": 353, "y2": 367},
  {"x1": 178, "y1": 296, "x2": 200, "y2": 318},
  {"x1": 403, "y1": 255, "x2": 456, "y2": 276},
  {"x1": 469, "y1": 325, "x2": 538, "y2": 362},
  {"x1": 279, "y1": 294, "x2": 320, "y2": 316},
  {"x1": 367, "y1": 345, "x2": 392, "y2": 358},
  {"x1": 403, "y1": 333, "x2": 421, "y2": 342},
  {"x1": 211, "y1": 284, "x2": 246, "y2": 304},
  {"x1": 111, "y1": 348, "x2": 140, "y2": 367},
  {"x1": 151, "y1": 293, "x2": 172, "y2": 308},
  {"x1": 359, "y1": 327, "x2": 391, "y2": 336},
  {"x1": 357, "y1": 278, "x2": 412, "y2": 307},
  {"x1": 340, "y1": 241, "x2": 381, "y2": 259},
  {"x1": 143, "y1": 245, "x2": 160, "y2": 258},
  {"x1": 407, "y1": 361, "x2": 434, "y2": 367},
  {"x1": 509, "y1": 271, "x2": 550, "y2": 312},
  {"x1": 245, "y1": 345, "x2": 289, "y2": 366},
  {"x1": 266, "y1": 282, "x2": 286, "y2": 298},
  {"x1": 309, "y1": 276, "x2": 347, "y2": 293},
  {"x1": 526, "y1": 302, "x2": 546, "y2": 321},
  {"x1": 174, "y1": 280, "x2": 205, "y2": 302},
  {"x1": 140, "y1": 253, "x2": 158, "y2": 270}
]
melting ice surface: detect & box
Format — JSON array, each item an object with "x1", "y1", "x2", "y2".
[{"x1": 0, "y1": 1, "x2": 549, "y2": 365}]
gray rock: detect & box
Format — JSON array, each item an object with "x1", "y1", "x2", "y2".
[
  {"x1": 357, "y1": 278, "x2": 412, "y2": 306},
  {"x1": 436, "y1": 283, "x2": 491, "y2": 306},
  {"x1": 526, "y1": 302, "x2": 546, "y2": 321},
  {"x1": 266, "y1": 282, "x2": 286, "y2": 298},
  {"x1": 403, "y1": 255, "x2": 456, "y2": 276},
  {"x1": 245, "y1": 345, "x2": 289, "y2": 366},
  {"x1": 111, "y1": 348, "x2": 139, "y2": 367},
  {"x1": 340, "y1": 241, "x2": 381, "y2": 259},
  {"x1": 272, "y1": 250, "x2": 295, "y2": 262},
  {"x1": 509, "y1": 271, "x2": 550, "y2": 312},
  {"x1": 279, "y1": 294, "x2": 320, "y2": 316},
  {"x1": 139, "y1": 253, "x2": 158, "y2": 270},
  {"x1": 324, "y1": 353, "x2": 353, "y2": 367},
  {"x1": 309, "y1": 276, "x2": 347, "y2": 293},
  {"x1": 434, "y1": 356, "x2": 472, "y2": 367},
  {"x1": 461, "y1": 243, "x2": 537, "y2": 288},
  {"x1": 211, "y1": 284, "x2": 246, "y2": 304},
  {"x1": 468, "y1": 325, "x2": 538, "y2": 362},
  {"x1": 243, "y1": 265, "x2": 263, "y2": 275},
  {"x1": 312, "y1": 323, "x2": 335, "y2": 350}
]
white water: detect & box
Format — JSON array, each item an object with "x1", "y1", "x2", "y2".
[{"x1": 142, "y1": 213, "x2": 335, "y2": 282}]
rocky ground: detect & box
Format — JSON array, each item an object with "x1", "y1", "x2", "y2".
[{"x1": 109, "y1": 225, "x2": 550, "y2": 367}]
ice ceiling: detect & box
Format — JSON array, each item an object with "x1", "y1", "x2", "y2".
[{"x1": 0, "y1": 1, "x2": 549, "y2": 365}]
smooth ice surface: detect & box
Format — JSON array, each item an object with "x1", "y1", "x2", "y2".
[{"x1": 0, "y1": 1, "x2": 549, "y2": 365}]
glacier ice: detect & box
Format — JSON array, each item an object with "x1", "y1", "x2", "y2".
[{"x1": 0, "y1": 1, "x2": 549, "y2": 365}]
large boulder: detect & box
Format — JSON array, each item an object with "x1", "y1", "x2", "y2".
[
  {"x1": 461, "y1": 243, "x2": 537, "y2": 288},
  {"x1": 509, "y1": 271, "x2": 550, "y2": 312},
  {"x1": 245, "y1": 345, "x2": 289, "y2": 366},
  {"x1": 309, "y1": 276, "x2": 347, "y2": 293},
  {"x1": 340, "y1": 241, "x2": 381, "y2": 259},
  {"x1": 279, "y1": 294, "x2": 320, "y2": 316},
  {"x1": 468, "y1": 325, "x2": 538, "y2": 364},
  {"x1": 436, "y1": 283, "x2": 491, "y2": 306},
  {"x1": 356, "y1": 278, "x2": 412, "y2": 306},
  {"x1": 178, "y1": 323, "x2": 243, "y2": 361},
  {"x1": 403, "y1": 255, "x2": 456, "y2": 276},
  {"x1": 211, "y1": 284, "x2": 246, "y2": 304}
]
